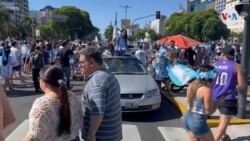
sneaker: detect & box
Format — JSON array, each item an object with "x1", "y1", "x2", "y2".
[{"x1": 221, "y1": 134, "x2": 231, "y2": 141}]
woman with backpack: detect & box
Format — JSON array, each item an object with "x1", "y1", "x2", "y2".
[{"x1": 29, "y1": 46, "x2": 45, "y2": 92}]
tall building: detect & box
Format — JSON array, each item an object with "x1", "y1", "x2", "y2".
[
  {"x1": 194, "y1": 0, "x2": 207, "y2": 11},
  {"x1": 187, "y1": 0, "x2": 216, "y2": 12},
  {"x1": 226, "y1": 0, "x2": 244, "y2": 33},
  {"x1": 40, "y1": 5, "x2": 66, "y2": 24},
  {"x1": 0, "y1": 0, "x2": 29, "y2": 23},
  {"x1": 144, "y1": 21, "x2": 151, "y2": 29},
  {"x1": 150, "y1": 16, "x2": 167, "y2": 35},
  {"x1": 40, "y1": 5, "x2": 55, "y2": 24},
  {"x1": 215, "y1": 0, "x2": 227, "y2": 13},
  {"x1": 30, "y1": 10, "x2": 41, "y2": 25},
  {"x1": 206, "y1": 0, "x2": 216, "y2": 10},
  {"x1": 187, "y1": 0, "x2": 196, "y2": 12}
]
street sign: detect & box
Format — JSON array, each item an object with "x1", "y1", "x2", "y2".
[
  {"x1": 121, "y1": 19, "x2": 131, "y2": 29},
  {"x1": 220, "y1": 8, "x2": 240, "y2": 26},
  {"x1": 35, "y1": 30, "x2": 40, "y2": 37}
]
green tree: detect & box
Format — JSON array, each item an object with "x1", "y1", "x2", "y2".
[
  {"x1": 36, "y1": 24, "x2": 54, "y2": 39},
  {"x1": 132, "y1": 28, "x2": 157, "y2": 41},
  {"x1": 52, "y1": 6, "x2": 99, "y2": 40},
  {"x1": 165, "y1": 9, "x2": 229, "y2": 42},
  {"x1": 230, "y1": 32, "x2": 243, "y2": 43},
  {"x1": 202, "y1": 17, "x2": 230, "y2": 41},
  {"x1": 0, "y1": 5, "x2": 11, "y2": 39},
  {"x1": 165, "y1": 13, "x2": 185, "y2": 36},
  {"x1": 104, "y1": 24, "x2": 114, "y2": 42},
  {"x1": 20, "y1": 16, "x2": 37, "y2": 38}
]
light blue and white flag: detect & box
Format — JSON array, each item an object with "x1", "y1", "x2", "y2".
[{"x1": 166, "y1": 61, "x2": 197, "y2": 87}]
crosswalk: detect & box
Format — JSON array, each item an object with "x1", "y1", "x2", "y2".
[{"x1": 6, "y1": 119, "x2": 250, "y2": 141}]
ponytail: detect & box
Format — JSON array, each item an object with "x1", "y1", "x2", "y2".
[{"x1": 57, "y1": 79, "x2": 71, "y2": 136}]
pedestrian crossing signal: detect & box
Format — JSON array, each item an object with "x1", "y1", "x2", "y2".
[{"x1": 156, "y1": 11, "x2": 160, "y2": 19}]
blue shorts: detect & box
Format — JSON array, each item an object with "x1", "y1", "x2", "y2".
[{"x1": 183, "y1": 111, "x2": 210, "y2": 137}]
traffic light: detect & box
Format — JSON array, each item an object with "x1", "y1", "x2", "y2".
[{"x1": 156, "y1": 11, "x2": 160, "y2": 19}]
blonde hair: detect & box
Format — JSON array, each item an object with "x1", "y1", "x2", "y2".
[{"x1": 188, "y1": 79, "x2": 211, "y2": 111}]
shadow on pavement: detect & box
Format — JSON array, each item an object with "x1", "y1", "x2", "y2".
[
  {"x1": 122, "y1": 96, "x2": 182, "y2": 123},
  {"x1": 232, "y1": 135, "x2": 250, "y2": 141},
  {"x1": 6, "y1": 90, "x2": 42, "y2": 97}
]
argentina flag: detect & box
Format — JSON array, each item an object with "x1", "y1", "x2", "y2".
[{"x1": 166, "y1": 61, "x2": 197, "y2": 87}]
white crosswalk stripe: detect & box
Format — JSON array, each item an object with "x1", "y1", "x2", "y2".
[
  {"x1": 6, "y1": 119, "x2": 143, "y2": 141},
  {"x1": 122, "y1": 124, "x2": 141, "y2": 141},
  {"x1": 5, "y1": 119, "x2": 250, "y2": 141},
  {"x1": 158, "y1": 127, "x2": 188, "y2": 141}
]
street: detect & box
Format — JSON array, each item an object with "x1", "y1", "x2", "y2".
[{"x1": 3, "y1": 74, "x2": 183, "y2": 141}]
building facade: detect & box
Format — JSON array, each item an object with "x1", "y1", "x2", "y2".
[
  {"x1": 40, "y1": 5, "x2": 66, "y2": 24},
  {"x1": 150, "y1": 16, "x2": 167, "y2": 35},
  {"x1": 40, "y1": 5, "x2": 55, "y2": 24},
  {"x1": 187, "y1": 0, "x2": 216, "y2": 12},
  {"x1": 206, "y1": 0, "x2": 216, "y2": 10},
  {"x1": 215, "y1": 0, "x2": 226, "y2": 13},
  {"x1": 29, "y1": 10, "x2": 41, "y2": 25},
  {"x1": 144, "y1": 21, "x2": 151, "y2": 29},
  {"x1": 226, "y1": 0, "x2": 244, "y2": 33},
  {"x1": 0, "y1": 0, "x2": 29, "y2": 23}
]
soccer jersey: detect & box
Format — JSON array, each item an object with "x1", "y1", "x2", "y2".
[{"x1": 212, "y1": 60, "x2": 237, "y2": 100}]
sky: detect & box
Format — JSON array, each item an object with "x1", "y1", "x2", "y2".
[{"x1": 29, "y1": 0, "x2": 187, "y2": 33}]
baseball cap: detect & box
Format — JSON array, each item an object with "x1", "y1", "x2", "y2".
[{"x1": 223, "y1": 47, "x2": 235, "y2": 59}]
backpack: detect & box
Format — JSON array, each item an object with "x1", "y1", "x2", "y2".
[{"x1": 31, "y1": 51, "x2": 43, "y2": 68}]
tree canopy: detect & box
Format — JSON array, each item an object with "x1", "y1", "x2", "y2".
[
  {"x1": 104, "y1": 24, "x2": 114, "y2": 42},
  {"x1": 36, "y1": 6, "x2": 99, "y2": 40},
  {"x1": 0, "y1": 5, "x2": 11, "y2": 39},
  {"x1": 165, "y1": 9, "x2": 230, "y2": 42}
]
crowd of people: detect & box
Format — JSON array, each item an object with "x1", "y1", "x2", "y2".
[
  {"x1": 149, "y1": 41, "x2": 245, "y2": 141},
  {"x1": 0, "y1": 32, "x2": 246, "y2": 141}
]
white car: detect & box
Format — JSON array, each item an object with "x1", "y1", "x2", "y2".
[{"x1": 103, "y1": 56, "x2": 161, "y2": 112}]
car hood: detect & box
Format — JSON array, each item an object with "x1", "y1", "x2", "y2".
[{"x1": 115, "y1": 74, "x2": 157, "y2": 94}]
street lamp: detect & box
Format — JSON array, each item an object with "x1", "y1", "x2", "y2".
[{"x1": 120, "y1": 5, "x2": 132, "y2": 19}]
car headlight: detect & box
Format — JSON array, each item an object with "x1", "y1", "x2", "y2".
[{"x1": 144, "y1": 89, "x2": 160, "y2": 99}]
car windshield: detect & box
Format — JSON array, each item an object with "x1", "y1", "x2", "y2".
[{"x1": 103, "y1": 57, "x2": 147, "y2": 74}]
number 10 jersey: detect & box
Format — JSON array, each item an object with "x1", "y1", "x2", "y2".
[{"x1": 212, "y1": 60, "x2": 237, "y2": 101}]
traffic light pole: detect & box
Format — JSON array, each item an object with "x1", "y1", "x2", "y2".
[
  {"x1": 237, "y1": 14, "x2": 250, "y2": 118},
  {"x1": 131, "y1": 14, "x2": 155, "y2": 35}
]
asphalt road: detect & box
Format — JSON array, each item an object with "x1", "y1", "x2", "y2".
[{"x1": 3, "y1": 74, "x2": 183, "y2": 141}]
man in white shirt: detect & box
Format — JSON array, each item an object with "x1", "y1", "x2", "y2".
[
  {"x1": 134, "y1": 45, "x2": 147, "y2": 65},
  {"x1": 10, "y1": 41, "x2": 24, "y2": 84},
  {"x1": 102, "y1": 45, "x2": 113, "y2": 57}
]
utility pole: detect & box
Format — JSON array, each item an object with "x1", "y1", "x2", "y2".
[
  {"x1": 120, "y1": 5, "x2": 132, "y2": 19},
  {"x1": 235, "y1": 0, "x2": 250, "y2": 118},
  {"x1": 238, "y1": 14, "x2": 250, "y2": 118}
]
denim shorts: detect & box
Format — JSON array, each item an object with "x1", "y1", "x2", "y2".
[{"x1": 183, "y1": 111, "x2": 210, "y2": 137}]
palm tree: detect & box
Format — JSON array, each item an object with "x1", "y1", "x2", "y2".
[
  {"x1": 20, "y1": 16, "x2": 37, "y2": 38},
  {"x1": 0, "y1": 5, "x2": 11, "y2": 40}
]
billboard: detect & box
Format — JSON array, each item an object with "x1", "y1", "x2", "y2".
[{"x1": 121, "y1": 19, "x2": 131, "y2": 29}]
